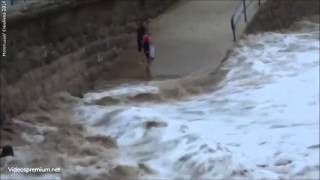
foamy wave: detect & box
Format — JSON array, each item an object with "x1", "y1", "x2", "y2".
[
  {"x1": 83, "y1": 84, "x2": 160, "y2": 103},
  {"x1": 74, "y1": 21, "x2": 320, "y2": 179}
]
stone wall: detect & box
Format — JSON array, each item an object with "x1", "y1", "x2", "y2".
[
  {"x1": 0, "y1": 0, "x2": 178, "y2": 123},
  {"x1": 3, "y1": 0, "x2": 176, "y2": 84},
  {"x1": 245, "y1": 0, "x2": 319, "y2": 33}
]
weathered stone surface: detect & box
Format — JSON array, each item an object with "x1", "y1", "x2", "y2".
[
  {"x1": 2, "y1": 0, "x2": 177, "y2": 119},
  {"x1": 246, "y1": 0, "x2": 319, "y2": 33}
]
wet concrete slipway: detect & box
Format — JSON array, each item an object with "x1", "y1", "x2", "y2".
[{"x1": 0, "y1": 1, "x2": 319, "y2": 180}]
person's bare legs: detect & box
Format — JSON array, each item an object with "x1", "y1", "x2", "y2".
[{"x1": 146, "y1": 60, "x2": 152, "y2": 80}]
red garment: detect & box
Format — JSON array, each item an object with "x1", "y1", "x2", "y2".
[{"x1": 143, "y1": 34, "x2": 151, "y2": 44}]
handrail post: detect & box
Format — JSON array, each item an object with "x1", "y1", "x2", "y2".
[
  {"x1": 231, "y1": 16, "x2": 236, "y2": 41},
  {"x1": 242, "y1": 0, "x2": 247, "y2": 23},
  {"x1": 258, "y1": 0, "x2": 261, "y2": 7}
]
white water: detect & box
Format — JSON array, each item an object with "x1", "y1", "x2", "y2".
[{"x1": 75, "y1": 22, "x2": 319, "y2": 179}]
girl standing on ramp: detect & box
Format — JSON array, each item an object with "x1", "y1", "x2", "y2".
[{"x1": 143, "y1": 30, "x2": 155, "y2": 80}]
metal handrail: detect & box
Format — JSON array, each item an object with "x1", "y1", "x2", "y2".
[{"x1": 230, "y1": 0, "x2": 262, "y2": 41}]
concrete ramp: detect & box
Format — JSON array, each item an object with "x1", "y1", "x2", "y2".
[
  {"x1": 110, "y1": 0, "x2": 261, "y2": 80},
  {"x1": 150, "y1": 0, "x2": 237, "y2": 78}
]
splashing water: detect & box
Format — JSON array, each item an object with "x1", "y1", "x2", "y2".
[
  {"x1": 3, "y1": 21, "x2": 318, "y2": 180},
  {"x1": 74, "y1": 21, "x2": 320, "y2": 179}
]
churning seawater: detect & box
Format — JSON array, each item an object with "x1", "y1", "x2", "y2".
[{"x1": 73, "y1": 21, "x2": 320, "y2": 179}]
